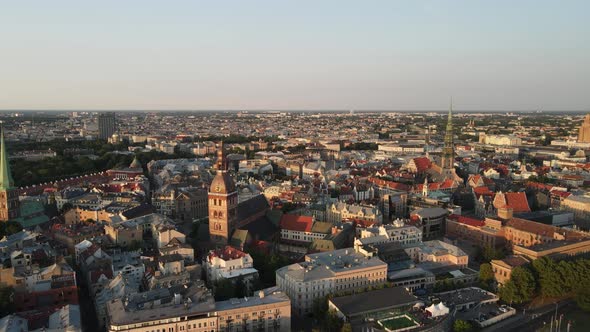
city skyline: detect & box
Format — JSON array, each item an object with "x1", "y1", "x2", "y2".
[{"x1": 1, "y1": 0, "x2": 589, "y2": 111}]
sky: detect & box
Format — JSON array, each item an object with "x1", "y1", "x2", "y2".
[{"x1": 0, "y1": 0, "x2": 589, "y2": 111}]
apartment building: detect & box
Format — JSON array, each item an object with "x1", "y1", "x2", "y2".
[
  {"x1": 105, "y1": 285, "x2": 291, "y2": 332},
  {"x1": 276, "y1": 248, "x2": 387, "y2": 315}
]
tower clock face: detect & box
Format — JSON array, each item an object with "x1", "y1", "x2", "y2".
[{"x1": 215, "y1": 185, "x2": 221, "y2": 192}]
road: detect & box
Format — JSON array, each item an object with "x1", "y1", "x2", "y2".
[{"x1": 481, "y1": 300, "x2": 572, "y2": 332}]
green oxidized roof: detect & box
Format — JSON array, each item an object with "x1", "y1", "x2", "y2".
[{"x1": 14, "y1": 201, "x2": 50, "y2": 228}]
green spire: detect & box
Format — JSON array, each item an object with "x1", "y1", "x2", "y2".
[
  {"x1": 446, "y1": 97, "x2": 453, "y2": 131},
  {"x1": 0, "y1": 125, "x2": 14, "y2": 190},
  {"x1": 441, "y1": 98, "x2": 455, "y2": 170}
]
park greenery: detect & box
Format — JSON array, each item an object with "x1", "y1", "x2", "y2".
[
  {"x1": 496, "y1": 256, "x2": 590, "y2": 311},
  {"x1": 453, "y1": 319, "x2": 474, "y2": 332},
  {"x1": 249, "y1": 250, "x2": 291, "y2": 288},
  {"x1": 532, "y1": 256, "x2": 590, "y2": 311},
  {"x1": 498, "y1": 266, "x2": 536, "y2": 305},
  {"x1": 9, "y1": 140, "x2": 193, "y2": 187},
  {"x1": 341, "y1": 142, "x2": 378, "y2": 151}
]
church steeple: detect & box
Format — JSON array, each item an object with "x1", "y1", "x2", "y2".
[
  {"x1": 441, "y1": 98, "x2": 455, "y2": 170},
  {"x1": 0, "y1": 125, "x2": 14, "y2": 190},
  {"x1": 216, "y1": 141, "x2": 227, "y2": 171},
  {"x1": 0, "y1": 124, "x2": 19, "y2": 222}
]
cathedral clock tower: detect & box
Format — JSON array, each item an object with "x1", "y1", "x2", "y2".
[{"x1": 208, "y1": 142, "x2": 238, "y2": 245}]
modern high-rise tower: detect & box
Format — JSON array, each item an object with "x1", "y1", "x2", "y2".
[
  {"x1": 578, "y1": 114, "x2": 590, "y2": 143},
  {"x1": 98, "y1": 112, "x2": 116, "y2": 140},
  {"x1": 208, "y1": 142, "x2": 238, "y2": 245},
  {"x1": 0, "y1": 127, "x2": 19, "y2": 221}
]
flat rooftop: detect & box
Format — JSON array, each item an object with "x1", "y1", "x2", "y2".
[
  {"x1": 435, "y1": 287, "x2": 497, "y2": 307},
  {"x1": 215, "y1": 291, "x2": 290, "y2": 311},
  {"x1": 329, "y1": 287, "x2": 419, "y2": 317}
]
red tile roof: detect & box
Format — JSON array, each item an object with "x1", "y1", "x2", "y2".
[
  {"x1": 526, "y1": 182, "x2": 554, "y2": 191},
  {"x1": 494, "y1": 192, "x2": 531, "y2": 213},
  {"x1": 550, "y1": 190, "x2": 572, "y2": 198},
  {"x1": 504, "y1": 192, "x2": 531, "y2": 213},
  {"x1": 368, "y1": 177, "x2": 411, "y2": 192},
  {"x1": 448, "y1": 214, "x2": 485, "y2": 227},
  {"x1": 412, "y1": 157, "x2": 432, "y2": 172},
  {"x1": 473, "y1": 186, "x2": 494, "y2": 198},
  {"x1": 280, "y1": 214, "x2": 313, "y2": 232},
  {"x1": 209, "y1": 245, "x2": 248, "y2": 261}
]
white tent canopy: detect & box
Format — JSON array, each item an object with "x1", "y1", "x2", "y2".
[{"x1": 426, "y1": 302, "x2": 449, "y2": 317}]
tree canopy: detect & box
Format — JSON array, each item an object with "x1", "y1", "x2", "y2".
[
  {"x1": 499, "y1": 266, "x2": 536, "y2": 304},
  {"x1": 453, "y1": 319, "x2": 474, "y2": 332},
  {"x1": 479, "y1": 263, "x2": 495, "y2": 290},
  {"x1": 532, "y1": 256, "x2": 590, "y2": 311}
]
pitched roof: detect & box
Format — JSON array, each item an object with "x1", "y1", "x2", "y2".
[
  {"x1": 411, "y1": 157, "x2": 432, "y2": 172},
  {"x1": 280, "y1": 214, "x2": 313, "y2": 232},
  {"x1": 368, "y1": 177, "x2": 411, "y2": 191},
  {"x1": 238, "y1": 215, "x2": 278, "y2": 242},
  {"x1": 505, "y1": 218, "x2": 557, "y2": 237},
  {"x1": 209, "y1": 245, "x2": 247, "y2": 261},
  {"x1": 497, "y1": 255, "x2": 529, "y2": 268},
  {"x1": 493, "y1": 191, "x2": 531, "y2": 213},
  {"x1": 473, "y1": 186, "x2": 494, "y2": 198},
  {"x1": 447, "y1": 214, "x2": 485, "y2": 227},
  {"x1": 236, "y1": 194, "x2": 270, "y2": 222},
  {"x1": 504, "y1": 192, "x2": 531, "y2": 212}
]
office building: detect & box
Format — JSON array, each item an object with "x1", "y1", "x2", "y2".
[{"x1": 98, "y1": 112, "x2": 116, "y2": 140}]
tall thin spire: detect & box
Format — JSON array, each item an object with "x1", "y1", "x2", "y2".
[
  {"x1": 441, "y1": 98, "x2": 455, "y2": 171},
  {"x1": 0, "y1": 124, "x2": 14, "y2": 190},
  {"x1": 446, "y1": 97, "x2": 453, "y2": 130},
  {"x1": 216, "y1": 141, "x2": 227, "y2": 171}
]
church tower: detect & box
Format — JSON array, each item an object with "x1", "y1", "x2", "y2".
[
  {"x1": 440, "y1": 100, "x2": 455, "y2": 171},
  {"x1": 0, "y1": 126, "x2": 19, "y2": 221},
  {"x1": 208, "y1": 142, "x2": 238, "y2": 245}
]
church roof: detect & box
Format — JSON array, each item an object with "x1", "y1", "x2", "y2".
[{"x1": 237, "y1": 194, "x2": 269, "y2": 221}]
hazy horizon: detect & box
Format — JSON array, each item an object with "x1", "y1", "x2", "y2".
[{"x1": 1, "y1": 0, "x2": 589, "y2": 111}]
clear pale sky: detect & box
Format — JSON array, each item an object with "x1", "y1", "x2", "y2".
[{"x1": 1, "y1": 0, "x2": 589, "y2": 111}]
